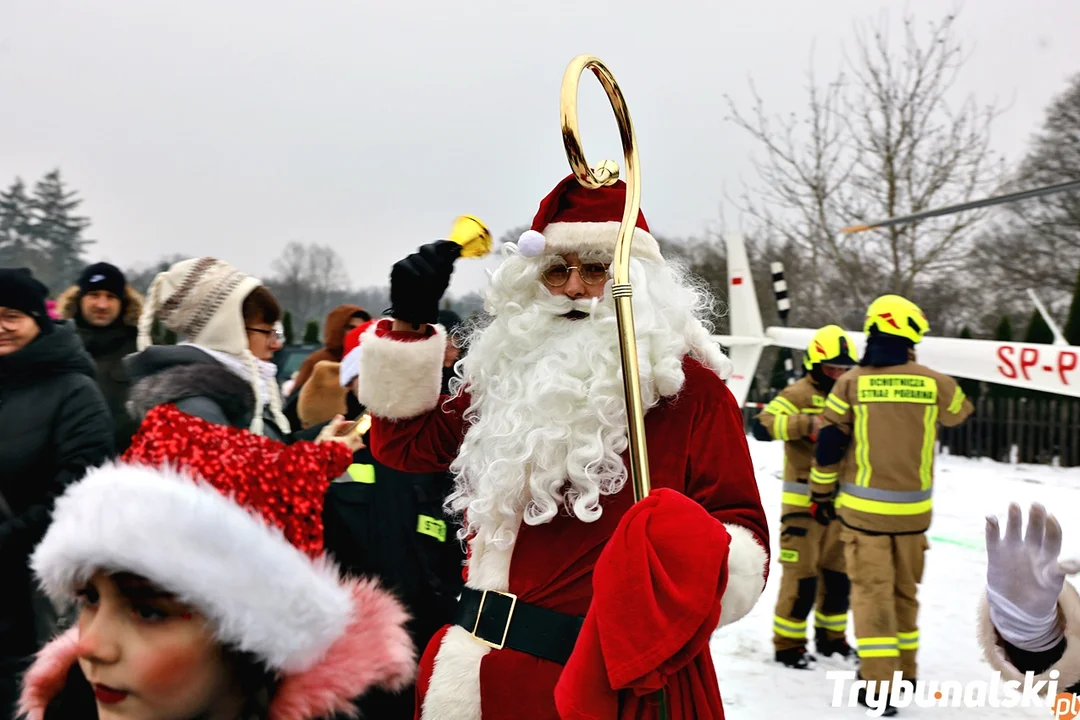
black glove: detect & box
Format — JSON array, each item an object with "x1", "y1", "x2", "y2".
[
  {"x1": 810, "y1": 500, "x2": 836, "y2": 526},
  {"x1": 389, "y1": 240, "x2": 462, "y2": 326},
  {"x1": 750, "y1": 418, "x2": 773, "y2": 442}
]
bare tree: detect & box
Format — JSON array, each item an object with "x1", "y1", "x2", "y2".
[
  {"x1": 726, "y1": 11, "x2": 1004, "y2": 331},
  {"x1": 974, "y1": 73, "x2": 1080, "y2": 308},
  {"x1": 268, "y1": 242, "x2": 350, "y2": 324},
  {"x1": 124, "y1": 254, "x2": 188, "y2": 294}
]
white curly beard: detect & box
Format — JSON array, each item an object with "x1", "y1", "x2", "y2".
[{"x1": 445, "y1": 248, "x2": 732, "y2": 551}]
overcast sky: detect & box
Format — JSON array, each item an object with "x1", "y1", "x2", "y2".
[{"x1": 3, "y1": 0, "x2": 1079, "y2": 298}]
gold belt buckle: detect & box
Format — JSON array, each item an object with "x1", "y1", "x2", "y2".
[{"x1": 471, "y1": 589, "x2": 518, "y2": 650}]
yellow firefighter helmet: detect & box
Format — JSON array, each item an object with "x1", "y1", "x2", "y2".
[
  {"x1": 863, "y1": 295, "x2": 929, "y2": 344},
  {"x1": 803, "y1": 325, "x2": 858, "y2": 371}
]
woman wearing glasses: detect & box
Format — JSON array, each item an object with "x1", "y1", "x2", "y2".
[
  {"x1": 0, "y1": 268, "x2": 114, "y2": 717},
  {"x1": 123, "y1": 257, "x2": 361, "y2": 448}
]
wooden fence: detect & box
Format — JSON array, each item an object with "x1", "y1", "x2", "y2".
[{"x1": 742, "y1": 396, "x2": 1080, "y2": 468}]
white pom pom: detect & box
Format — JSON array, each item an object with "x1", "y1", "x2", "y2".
[{"x1": 517, "y1": 230, "x2": 546, "y2": 257}]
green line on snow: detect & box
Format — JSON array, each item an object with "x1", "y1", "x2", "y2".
[{"x1": 929, "y1": 535, "x2": 983, "y2": 551}]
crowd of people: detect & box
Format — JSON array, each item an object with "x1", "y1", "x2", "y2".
[{"x1": 0, "y1": 172, "x2": 1076, "y2": 719}]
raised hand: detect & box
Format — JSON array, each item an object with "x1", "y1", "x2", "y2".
[
  {"x1": 986, "y1": 502, "x2": 1077, "y2": 618},
  {"x1": 389, "y1": 240, "x2": 462, "y2": 326}
]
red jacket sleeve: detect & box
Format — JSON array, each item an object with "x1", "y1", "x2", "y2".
[
  {"x1": 368, "y1": 392, "x2": 470, "y2": 473},
  {"x1": 683, "y1": 360, "x2": 771, "y2": 627},
  {"x1": 355, "y1": 320, "x2": 471, "y2": 473}
]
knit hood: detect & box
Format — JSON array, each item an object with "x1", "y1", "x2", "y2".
[{"x1": 135, "y1": 257, "x2": 287, "y2": 435}]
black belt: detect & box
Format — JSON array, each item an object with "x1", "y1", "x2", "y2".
[{"x1": 453, "y1": 587, "x2": 584, "y2": 665}]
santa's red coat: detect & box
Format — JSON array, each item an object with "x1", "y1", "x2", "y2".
[{"x1": 355, "y1": 320, "x2": 770, "y2": 720}]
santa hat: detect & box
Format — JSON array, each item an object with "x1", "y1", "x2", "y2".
[
  {"x1": 338, "y1": 319, "x2": 375, "y2": 388},
  {"x1": 136, "y1": 257, "x2": 289, "y2": 436},
  {"x1": 23, "y1": 405, "x2": 415, "y2": 720},
  {"x1": 516, "y1": 174, "x2": 663, "y2": 263}
]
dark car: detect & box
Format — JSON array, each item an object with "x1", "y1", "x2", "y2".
[{"x1": 273, "y1": 344, "x2": 320, "y2": 386}]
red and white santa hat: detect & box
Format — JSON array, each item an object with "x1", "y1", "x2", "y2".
[
  {"x1": 339, "y1": 319, "x2": 375, "y2": 388},
  {"x1": 516, "y1": 174, "x2": 664, "y2": 263},
  {"x1": 22, "y1": 405, "x2": 414, "y2": 720}
]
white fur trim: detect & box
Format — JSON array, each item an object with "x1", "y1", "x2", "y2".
[
  {"x1": 977, "y1": 581, "x2": 1080, "y2": 691},
  {"x1": 541, "y1": 221, "x2": 663, "y2": 263},
  {"x1": 718, "y1": 523, "x2": 768, "y2": 628},
  {"x1": 354, "y1": 323, "x2": 446, "y2": 420},
  {"x1": 339, "y1": 346, "x2": 361, "y2": 387},
  {"x1": 420, "y1": 522, "x2": 518, "y2": 720},
  {"x1": 420, "y1": 626, "x2": 487, "y2": 720},
  {"x1": 32, "y1": 463, "x2": 353, "y2": 674}
]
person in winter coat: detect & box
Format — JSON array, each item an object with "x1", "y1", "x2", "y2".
[
  {"x1": 56, "y1": 262, "x2": 143, "y2": 453},
  {"x1": 811, "y1": 294, "x2": 974, "y2": 715},
  {"x1": 124, "y1": 257, "x2": 356, "y2": 445},
  {"x1": 292, "y1": 304, "x2": 371, "y2": 392},
  {"x1": 357, "y1": 177, "x2": 769, "y2": 719},
  {"x1": 979, "y1": 502, "x2": 1079, "y2": 702},
  {"x1": 303, "y1": 323, "x2": 465, "y2": 720},
  {"x1": 295, "y1": 321, "x2": 377, "y2": 429},
  {"x1": 17, "y1": 403, "x2": 415, "y2": 720},
  {"x1": 757, "y1": 324, "x2": 857, "y2": 669},
  {"x1": 0, "y1": 268, "x2": 113, "y2": 718}
]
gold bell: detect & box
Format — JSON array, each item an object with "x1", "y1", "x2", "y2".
[{"x1": 448, "y1": 215, "x2": 492, "y2": 259}]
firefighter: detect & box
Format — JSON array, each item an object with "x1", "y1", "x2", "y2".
[
  {"x1": 810, "y1": 295, "x2": 974, "y2": 715},
  {"x1": 759, "y1": 325, "x2": 857, "y2": 669}
]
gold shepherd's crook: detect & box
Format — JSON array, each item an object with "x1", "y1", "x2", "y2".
[{"x1": 560, "y1": 55, "x2": 651, "y2": 504}]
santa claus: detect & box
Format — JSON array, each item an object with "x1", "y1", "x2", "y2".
[{"x1": 355, "y1": 175, "x2": 770, "y2": 719}]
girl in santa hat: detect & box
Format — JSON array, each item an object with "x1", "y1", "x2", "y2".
[{"x1": 17, "y1": 405, "x2": 415, "y2": 720}]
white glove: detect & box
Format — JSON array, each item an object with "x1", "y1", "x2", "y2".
[{"x1": 985, "y1": 502, "x2": 1079, "y2": 651}]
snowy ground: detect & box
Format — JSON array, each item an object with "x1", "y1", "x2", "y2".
[{"x1": 711, "y1": 438, "x2": 1080, "y2": 718}]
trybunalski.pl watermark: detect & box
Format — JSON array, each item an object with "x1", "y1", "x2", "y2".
[{"x1": 827, "y1": 670, "x2": 1080, "y2": 718}]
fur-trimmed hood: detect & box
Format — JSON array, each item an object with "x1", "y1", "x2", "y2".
[
  {"x1": 977, "y1": 581, "x2": 1080, "y2": 691},
  {"x1": 125, "y1": 345, "x2": 256, "y2": 427},
  {"x1": 56, "y1": 283, "x2": 143, "y2": 327}
]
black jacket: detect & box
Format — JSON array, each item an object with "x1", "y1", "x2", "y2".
[
  {"x1": 0, "y1": 324, "x2": 113, "y2": 661},
  {"x1": 125, "y1": 346, "x2": 321, "y2": 443},
  {"x1": 58, "y1": 283, "x2": 143, "y2": 454},
  {"x1": 323, "y1": 392, "x2": 464, "y2": 720},
  {"x1": 73, "y1": 320, "x2": 139, "y2": 453}
]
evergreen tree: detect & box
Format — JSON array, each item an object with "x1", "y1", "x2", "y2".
[
  {"x1": 28, "y1": 170, "x2": 92, "y2": 290},
  {"x1": 303, "y1": 320, "x2": 320, "y2": 345},
  {"x1": 1023, "y1": 309, "x2": 1055, "y2": 345},
  {"x1": 0, "y1": 179, "x2": 41, "y2": 274},
  {"x1": 283, "y1": 311, "x2": 296, "y2": 346},
  {"x1": 1064, "y1": 268, "x2": 1080, "y2": 346},
  {"x1": 957, "y1": 327, "x2": 982, "y2": 400},
  {"x1": 988, "y1": 316, "x2": 1015, "y2": 398},
  {"x1": 995, "y1": 315, "x2": 1013, "y2": 342}
]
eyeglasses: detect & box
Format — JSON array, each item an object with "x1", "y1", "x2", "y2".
[
  {"x1": 247, "y1": 326, "x2": 285, "y2": 342},
  {"x1": 541, "y1": 262, "x2": 610, "y2": 287}
]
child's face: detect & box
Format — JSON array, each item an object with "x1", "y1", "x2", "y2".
[{"x1": 75, "y1": 571, "x2": 242, "y2": 719}]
